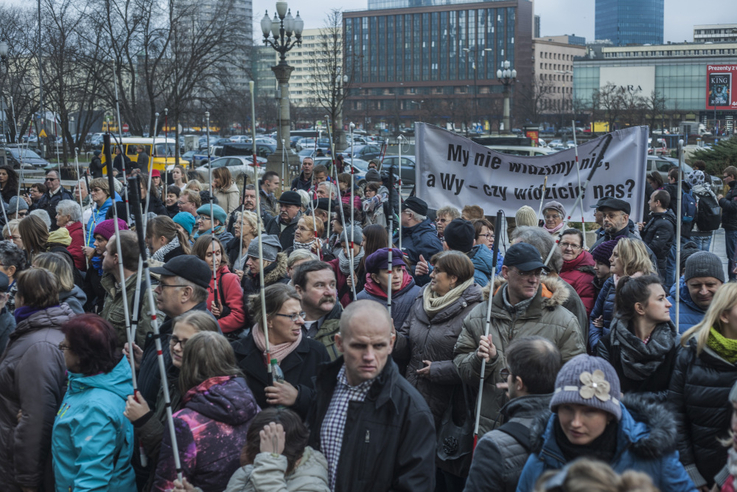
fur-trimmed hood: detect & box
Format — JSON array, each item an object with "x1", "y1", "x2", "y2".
[
  {"x1": 263, "y1": 251, "x2": 288, "y2": 285},
  {"x1": 482, "y1": 274, "x2": 571, "y2": 310}
]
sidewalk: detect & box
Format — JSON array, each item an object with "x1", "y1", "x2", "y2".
[{"x1": 710, "y1": 228, "x2": 731, "y2": 280}]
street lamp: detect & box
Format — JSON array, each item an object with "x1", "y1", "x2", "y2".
[
  {"x1": 260, "y1": 2, "x2": 303, "y2": 177},
  {"x1": 0, "y1": 40, "x2": 8, "y2": 164},
  {"x1": 497, "y1": 60, "x2": 517, "y2": 133}
]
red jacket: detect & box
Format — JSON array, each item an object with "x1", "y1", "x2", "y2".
[
  {"x1": 65, "y1": 221, "x2": 87, "y2": 271},
  {"x1": 206, "y1": 265, "x2": 246, "y2": 333},
  {"x1": 560, "y1": 250, "x2": 596, "y2": 317},
  {"x1": 341, "y1": 191, "x2": 362, "y2": 211},
  {"x1": 328, "y1": 258, "x2": 353, "y2": 308}
]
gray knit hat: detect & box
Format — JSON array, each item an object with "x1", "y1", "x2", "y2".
[
  {"x1": 550, "y1": 354, "x2": 622, "y2": 421},
  {"x1": 8, "y1": 196, "x2": 28, "y2": 212},
  {"x1": 247, "y1": 234, "x2": 282, "y2": 262},
  {"x1": 542, "y1": 201, "x2": 566, "y2": 219},
  {"x1": 515, "y1": 205, "x2": 538, "y2": 227},
  {"x1": 340, "y1": 224, "x2": 363, "y2": 244},
  {"x1": 684, "y1": 251, "x2": 725, "y2": 283}
]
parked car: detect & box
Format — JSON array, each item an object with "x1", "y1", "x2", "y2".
[
  {"x1": 194, "y1": 156, "x2": 266, "y2": 183},
  {"x1": 646, "y1": 155, "x2": 722, "y2": 195},
  {"x1": 2, "y1": 146, "x2": 50, "y2": 169},
  {"x1": 341, "y1": 143, "x2": 384, "y2": 161},
  {"x1": 381, "y1": 155, "x2": 415, "y2": 186}
]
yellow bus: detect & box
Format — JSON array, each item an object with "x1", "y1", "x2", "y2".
[{"x1": 100, "y1": 137, "x2": 178, "y2": 173}]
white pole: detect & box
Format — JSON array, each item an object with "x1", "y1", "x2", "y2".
[
  {"x1": 571, "y1": 120, "x2": 586, "y2": 250},
  {"x1": 675, "y1": 139, "x2": 684, "y2": 334}
]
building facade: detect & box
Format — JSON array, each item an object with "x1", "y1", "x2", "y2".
[
  {"x1": 532, "y1": 38, "x2": 586, "y2": 114},
  {"x1": 694, "y1": 24, "x2": 737, "y2": 43},
  {"x1": 595, "y1": 0, "x2": 664, "y2": 47}
]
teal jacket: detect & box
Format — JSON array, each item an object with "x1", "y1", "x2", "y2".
[{"x1": 52, "y1": 357, "x2": 136, "y2": 492}]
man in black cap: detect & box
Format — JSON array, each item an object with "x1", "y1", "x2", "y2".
[
  {"x1": 453, "y1": 242, "x2": 584, "y2": 434},
  {"x1": 394, "y1": 196, "x2": 442, "y2": 284},
  {"x1": 266, "y1": 190, "x2": 303, "y2": 250}
]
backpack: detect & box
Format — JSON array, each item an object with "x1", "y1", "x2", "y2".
[
  {"x1": 681, "y1": 189, "x2": 697, "y2": 223},
  {"x1": 695, "y1": 189, "x2": 722, "y2": 231}
]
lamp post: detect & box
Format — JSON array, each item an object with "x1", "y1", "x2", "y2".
[
  {"x1": 497, "y1": 60, "x2": 517, "y2": 134},
  {"x1": 261, "y1": 2, "x2": 303, "y2": 178},
  {"x1": 0, "y1": 40, "x2": 7, "y2": 160}
]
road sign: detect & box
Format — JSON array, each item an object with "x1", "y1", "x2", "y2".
[
  {"x1": 39, "y1": 129, "x2": 47, "y2": 138},
  {"x1": 122, "y1": 123, "x2": 129, "y2": 132}
]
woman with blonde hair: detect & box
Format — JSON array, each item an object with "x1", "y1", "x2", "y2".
[
  {"x1": 18, "y1": 214, "x2": 49, "y2": 262},
  {"x1": 3, "y1": 219, "x2": 22, "y2": 249},
  {"x1": 33, "y1": 252, "x2": 87, "y2": 314},
  {"x1": 669, "y1": 282, "x2": 737, "y2": 490},
  {"x1": 172, "y1": 164, "x2": 189, "y2": 189},
  {"x1": 212, "y1": 167, "x2": 240, "y2": 214},
  {"x1": 533, "y1": 459, "x2": 659, "y2": 492},
  {"x1": 147, "y1": 215, "x2": 191, "y2": 263},
  {"x1": 184, "y1": 179, "x2": 203, "y2": 193},
  {"x1": 228, "y1": 210, "x2": 262, "y2": 274}
]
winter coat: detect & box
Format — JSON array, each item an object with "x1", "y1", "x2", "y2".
[
  {"x1": 468, "y1": 244, "x2": 498, "y2": 287},
  {"x1": 0, "y1": 304, "x2": 74, "y2": 491},
  {"x1": 31, "y1": 186, "x2": 75, "y2": 231},
  {"x1": 395, "y1": 218, "x2": 443, "y2": 274},
  {"x1": 668, "y1": 339, "x2": 737, "y2": 488},
  {"x1": 52, "y1": 357, "x2": 137, "y2": 492},
  {"x1": 259, "y1": 189, "x2": 279, "y2": 221},
  {"x1": 559, "y1": 251, "x2": 596, "y2": 317},
  {"x1": 65, "y1": 221, "x2": 87, "y2": 271},
  {"x1": 89, "y1": 156, "x2": 103, "y2": 178},
  {"x1": 59, "y1": 286, "x2": 87, "y2": 315},
  {"x1": 214, "y1": 182, "x2": 241, "y2": 215},
  {"x1": 597, "y1": 316, "x2": 680, "y2": 398},
  {"x1": 668, "y1": 281, "x2": 706, "y2": 334},
  {"x1": 233, "y1": 333, "x2": 330, "y2": 419},
  {"x1": 291, "y1": 172, "x2": 312, "y2": 192},
  {"x1": 166, "y1": 202, "x2": 179, "y2": 218},
  {"x1": 265, "y1": 212, "x2": 301, "y2": 251},
  {"x1": 307, "y1": 301, "x2": 342, "y2": 361},
  {"x1": 453, "y1": 277, "x2": 585, "y2": 435},
  {"x1": 153, "y1": 376, "x2": 260, "y2": 492},
  {"x1": 394, "y1": 283, "x2": 483, "y2": 427},
  {"x1": 207, "y1": 265, "x2": 246, "y2": 334},
  {"x1": 100, "y1": 272, "x2": 157, "y2": 348},
  {"x1": 641, "y1": 210, "x2": 677, "y2": 275},
  {"x1": 327, "y1": 257, "x2": 360, "y2": 308},
  {"x1": 242, "y1": 253, "x2": 289, "y2": 327},
  {"x1": 553, "y1": 275, "x2": 590, "y2": 348},
  {"x1": 464, "y1": 394, "x2": 552, "y2": 492},
  {"x1": 86, "y1": 197, "x2": 114, "y2": 247},
  {"x1": 0, "y1": 309, "x2": 15, "y2": 355},
  {"x1": 306, "y1": 357, "x2": 436, "y2": 492},
  {"x1": 588, "y1": 276, "x2": 617, "y2": 351},
  {"x1": 590, "y1": 223, "x2": 659, "y2": 273},
  {"x1": 516, "y1": 395, "x2": 695, "y2": 492},
  {"x1": 719, "y1": 180, "x2": 737, "y2": 230},
  {"x1": 144, "y1": 192, "x2": 168, "y2": 217},
  {"x1": 223, "y1": 446, "x2": 329, "y2": 492},
  {"x1": 340, "y1": 190, "x2": 362, "y2": 211},
  {"x1": 356, "y1": 275, "x2": 421, "y2": 332}
]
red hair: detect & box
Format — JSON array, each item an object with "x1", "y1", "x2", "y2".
[{"x1": 62, "y1": 314, "x2": 120, "y2": 375}]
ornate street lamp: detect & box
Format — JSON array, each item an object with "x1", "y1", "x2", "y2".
[{"x1": 497, "y1": 60, "x2": 517, "y2": 133}]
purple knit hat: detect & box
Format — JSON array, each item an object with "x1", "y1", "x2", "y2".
[
  {"x1": 550, "y1": 354, "x2": 622, "y2": 421},
  {"x1": 93, "y1": 218, "x2": 129, "y2": 241},
  {"x1": 591, "y1": 239, "x2": 619, "y2": 266}
]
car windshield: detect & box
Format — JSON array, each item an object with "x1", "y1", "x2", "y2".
[
  {"x1": 209, "y1": 158, "x2": 228, "y2": 168},
  {"x1": 349, "y1": 159, "x2": 369, "y2": 172},
  {"x1": 154, "y1": 143, "x2": 176, "y2": 156},
  {"x1": 9, "y1": 148, "x2": 42, "y2": 159}
]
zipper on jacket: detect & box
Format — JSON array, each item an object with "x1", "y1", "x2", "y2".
[{"x1": 365, "y1": 430, "x2": 370, "y2": 443}]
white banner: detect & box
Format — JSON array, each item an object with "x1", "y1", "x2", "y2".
[{"x1": 414, "y1": 124, "x2": 649, "y2": 222}]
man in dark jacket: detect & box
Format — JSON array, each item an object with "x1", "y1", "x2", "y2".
[
  {"x1": 640, "y1": 189, "x2": 676, "y2": 279},
  {"x1": 306, "y1": 300, "x2": 436, "y2": 492},
  {"x1": 30, "y1": 170, "x2": 74, "y2": 231},
  {"x1": 291, "y1": 157, "x2": 314, "y2": 191},
  {"x1": 395, "y1": 196, "x2": 442, "y2": 284},
  {"x1": 464, "y1": 336, "x2": 561, "y2": 492},
  {"x1": 88, "y1": 150, "x2": 103, "y2": 178},
  {"x1": 718, "y1": 165, "x2": 737, "y2": 280},
  {"x1": 293, "y1": 260, "x2": 343, "y2": 360},
  {"x1": 265, "y1": 190, "x2": 302, "y2": 251}
]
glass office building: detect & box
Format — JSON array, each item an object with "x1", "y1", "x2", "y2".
[
  {"x1": 595, "y1": 0, "x2": 664, "y2": 46},
  {"x1": 368, "y1": 0, "x2": 501, "y2": 10}
]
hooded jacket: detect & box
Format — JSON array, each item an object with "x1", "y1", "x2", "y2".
[
  {"x1": 395, "y1": 218, "x2": 443, "y2": 277},
  {"x1": 266, "y1": 212, "x2": 301, "y2": 251},
  {"x1": 59, "y1": 285, "x2": 87, "y2": 315},
  {"x1": 153, "y1": 376, "x2": 260, "y2": 492},
  {"x1": 559, "y1": 250, "x2": 596, "y2": 317},
  {"x1": 668, "y1": 339, "x2": 737, "y2": 488},
  {"x1": 356, "y1": 274, "x2": 421, "y2": 333},
  {"x1": 667, "y1": 281, "x2": 707, "y2": 334},
  {"x1": 306, "y1": 357, "x2": 436, "y2": 492},
  {"x1": 65, "y1": 221, "x2": 87, "y2": 271},
  {"x1": 0, "y1": 304, "x2": 74, "y2": 491},
  {"x1": 206, "y1": 265, "x2": 246, "y2": 334},
  {"x1": 467, "y1": 244, "x2": 500, "y2": 287},
  {"x1": 214, "y1": 182, "x2": 241, "y2": 215},
  {"x1": 516, "y1": 394, "x2": 695, "y2": 492},
  {"x1": 641, "y1": 209, "x2": 677, "y2": 274},
  {"x1": 224, "y1": 446, "x2": 330, "y2": 492},
  {"x1": 453, "y1": 277, "x2": 585, "y2": 435},
  {"x1": 394, "y1": 283, "x2": 483, "y2": 427},
  {"x1": 52, "y1": 357, "x2": 137, "y2": 492},
  {"x1": 464, "y1": 394, "x2": 552, "y2": 492},
  {"x1": 86, "y1": 197, "x2": 114, "y2": 247}
]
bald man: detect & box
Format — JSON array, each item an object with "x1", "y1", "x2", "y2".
[{"x1": 306, "y1": 300, "x2": 436, "y2": 492}]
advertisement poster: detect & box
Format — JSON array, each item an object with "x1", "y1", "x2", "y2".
[{"x1": 707, "y1": 65, "x2": 737, "y2": 110}]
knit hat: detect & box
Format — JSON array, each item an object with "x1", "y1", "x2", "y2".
[
  {"x1": 515, "y1": 205, "x2": 538, "y2": 227},
  {"x1": 173, "y1": 212, "x2": 196, "y2": 236},
  {"x1": 47, "y1": 227, "x2": 72, "y2": 247},
  {"x1": 277, "y1": 191, "x2": 302, "y2": 207},
  {"x1": 340, "y1": 224, "x2": 363, "y2": 244},
  {"x1": 542, "y1": 201, "x2": 566, "y2": 218},
  {"x1": 93, "y1": 218, "x2": 128, "y2": 241},
  {"x1": 8, "y1": 196, "x2": 28, "y2": 213},
  {"x1": 687, "y1": 170, "x2": 705, "y2": 187},
  {"x1": 550, "y1": 354, "x2": 622, "y2": 421},
  {"x1": 196, "y1": 204, "x2": 227, "y2": 225},
  {"x1": 591, "y1": 239, "x2": 618, "y2": 266},
  {"x1": 365, "y1": 169, "x2": 382, "y2": 183},
  {"x1": 247, "y1": 234, "x2": 282, "y2": 262},
  {"x1": 365, "y1": 248, "x2": 405, "y2": 274},
  {"x1": 444, "y1": 219, "x2": 475, "y2": 253},
  {"x1": 93, "y1": 149, "x2": 101, "y2": 156},
  {"x1": 684, "y1": 251, "x2": 725, "y2": 283}
]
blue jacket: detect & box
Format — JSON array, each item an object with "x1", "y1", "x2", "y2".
[
  {"x1": 356, "y1": 276, "x2": 421, "y2": 332},
  {"x1": 86, "y1": 197, "x2": 114, "y2": 247},
  {"x1": 516, "y1": 395, "x2": 695, "y2": 492},
  {"x1": 52, "y1": 357, "x2": 136, "y2": 492},
  {"x1": 668, "y1": 279, "x2": 706, "y2": 335},
  {"x1": 395, "y1": 218, "x2": 443, "y2": 273},
  {"x1": 588, "y1": 276, "x2": 616, "y2": 351},
  {"x1": 468, "y1": 244, "x2": 503, "y2": 287}
]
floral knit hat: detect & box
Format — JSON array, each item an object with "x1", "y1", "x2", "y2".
[{"x1": 549, "y1": 354, "x2": 622, "y2": 421}]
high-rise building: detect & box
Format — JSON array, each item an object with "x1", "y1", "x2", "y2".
[
  {"x1": 368, "y1": 0, "x2": 490, "y2": 9},
  {"x1": 533, "y1": 38, "x2": 586, "y2": 114},
  {"x1": 694, "y1": 24, "x2": 737, "y2": 43},
  {"x1": 595, "y1": 0, "x2": 663, "y2": 46}
]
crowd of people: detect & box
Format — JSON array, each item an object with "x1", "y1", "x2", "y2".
[{"x1": 1, "y1": 155, "x2": 737, "y2": 492}]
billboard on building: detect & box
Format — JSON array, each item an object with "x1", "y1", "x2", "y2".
[
  {"x1": 707, "y1": 65, "x2": 736, "y2": 110},
  {"x1": 600, "y1": 66, "x2": 655, "y2": 98}
]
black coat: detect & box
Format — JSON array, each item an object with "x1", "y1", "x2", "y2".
[
  {"x1": 144, "y1": 193, "x2": 168, "y2": 216},
  {"x1": 265, "y1": 213, "x2": 300, "y2": 251},
  {"x1": 640, "y1": 210, "x2": 677, "y2": 275},
  {"x1": 232, "y1": 334, "x2": 330, "y2": 419},
  {"x1": 668, "y1": 339, "x2": 737, "y2": 487},
  {"x1": 89, "y1": 156, "x2": 103, "y2": 178},
  {"x1": 306, "y1": 357, "x2": 436, "y2": 492},
  {"x1": 719, "y1": 181, "x2": 737, "y2": 231},
  {"x1": 30, "y1": 187, "x2": 74, "y2": 231}
]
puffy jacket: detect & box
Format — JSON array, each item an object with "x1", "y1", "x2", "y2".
[
  {"x1": 207, "y1": 265, "x2": 246, "y2": 334},
  {"x1": 641, "y1": 210, "x2": 677, "y2": 275},
  {"x1": 668, "y1": 339, "x2": 737, "y2": 488},
  {"x1": 453, "y1": 277, "x2": 585, "y2": 435},
  {"x1": 153, "y1": 376, "x2": 260, "y2": 492},
  {"x1": 340, "y1": 190, "x2": 362, "y2": 211},
  {"x1": 265, "y1": 212, "x2": 301, "y2": 251},
  {"x1": 65, "y1": 221, "x2": 87, "y2": 271},
  {"x1": 394, "y1": 218, "x2": 443, "y2": 273},
  {"x1": 464, "y1": 394, "x2": 552, "y2": 492},
  {"x1": 720, "y1": 180, "x2": 737, "y2": 230},
  {"x1": 100, "y1": 272, "x2": 157, "y2": 348},
  {"x1": 394, "y1": 283, "x2": 483, "y2": 427},
  {"x1": 52, "y1": 357, "x2": 136, "y2": 492},
  {"x1": 86, "y1": 197, "x2": 114, "y2": 246},
  {"x1": 306, "y1": 357, "x2": 436, "y2": 492},
  {"x1": 224, "y1": 446, "x2": 329, "y2": 492},
  {"x1": 588, "y1": 276, "x2": 616, "y2": 351},
  {"x1": 516, "y1": 394, "x2": 695, "y2": 492},
  {"x1": 59, "y1": 286, "x2": 87, "y2": 315},
  {"x1": 233, "y1": 334, "x2": 330, "y2": 419},
  {"x1": 668, "y1": 281, "x2": 706, "y2": 334},
  {"x1": 356, "y1": 275, "x2": 421, "y2": 332},
  {"x1": 0, "y1": 304, "x2": 74, "y2": 490},
  {"x1": 214, "y1": 182, "x2": 241, "y2": 215},
  {"x1": 559, "y1": 251, "x2": 596, "y2": 317},
  {"x1": 467, "y1": 244, "x2": 501, "y2": 287}
]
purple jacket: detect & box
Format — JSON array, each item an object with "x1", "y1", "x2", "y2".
[{"x1": 153, "y1": 376, "x2": 260, "y2": 492}]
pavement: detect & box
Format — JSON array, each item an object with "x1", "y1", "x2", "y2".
[{"x1": 710, "y1": 228, "x2": 731, "y2": 280}]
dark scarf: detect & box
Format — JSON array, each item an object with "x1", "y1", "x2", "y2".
[
  {"x1": 553, "y1": 415, "x2": 618, "y2": 464},
  {"x1": 612, "y1": 318, "x2": 677, "y2": 381}
]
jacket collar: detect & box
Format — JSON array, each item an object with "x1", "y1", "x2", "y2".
[{"x1": 316, "y1": 355, "x2": 401, "y2": 411}]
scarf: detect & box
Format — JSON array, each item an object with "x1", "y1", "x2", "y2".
[
  {"x1": 293, "y1": 238, "x2": 319, "y2": 252},
  {"x1": 612, "y1": 318, "x2": 676, "y2": 381},
  {"x1": 338, "y1": 248, "x2": 364, "y2": 276},
  {"x1": 252, "y1": 322, "x2": 302, "y2": 364},
  {"x1": 543, "y1": 221, "x2": 566, "y2": 234},
  {"x1": 363, "y1": 269, "x2": 412, "y2": 300},
  {"x1": 91, "y1": 254, "x2": 104, "y2": 276},
  {"x1": 422, "y1": 277, "x2": 475, "y2": 318},
  {"x1": 152, "y1": 236, "x2": 181, "y2": 263},
  {"x1": 14, "y1": 305, "x2": 45, "y2": 324},
  {"x1": 708, "y1": 328, "x2": 737, "y2": 364},
  {"x1": 554, "y1": 415, "x2": 618, "y2": 464}
]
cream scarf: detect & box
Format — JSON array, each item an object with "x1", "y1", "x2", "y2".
[{"x1": 422, "y1": 277, "x2": 475, "y2": 318}]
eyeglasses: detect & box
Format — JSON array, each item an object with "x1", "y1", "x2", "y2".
[
  {"x1": 500, "y1": 367, "x2": 511, "y2": 380},
  {"x1": 196, "y1": 216, "x2": 211, "y2": 222},
  {"x1": 58, "y1": 342, "x2": 71, "y2": 351},
  {"x1": 170, "y1": 336, "x2": 187, "y2": 348},
  {"x1": 479, "y1": 233, "x2": 493, "y2": 239},
  {"x1": 544, "y1": 214, "x2": 561, "y2": 220},
  {"x1": 559, "y1": 242, "x2": 581, "y2": 250},
  {"x1": 513, "y1": 268, "x2": 544, "y2": 278},
  {"x1": 274, "y1": 312, "x2": 306, "y2": 322},
  {"x1": 45, "y1": 177, "x2": 58, "y2": 182}
]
